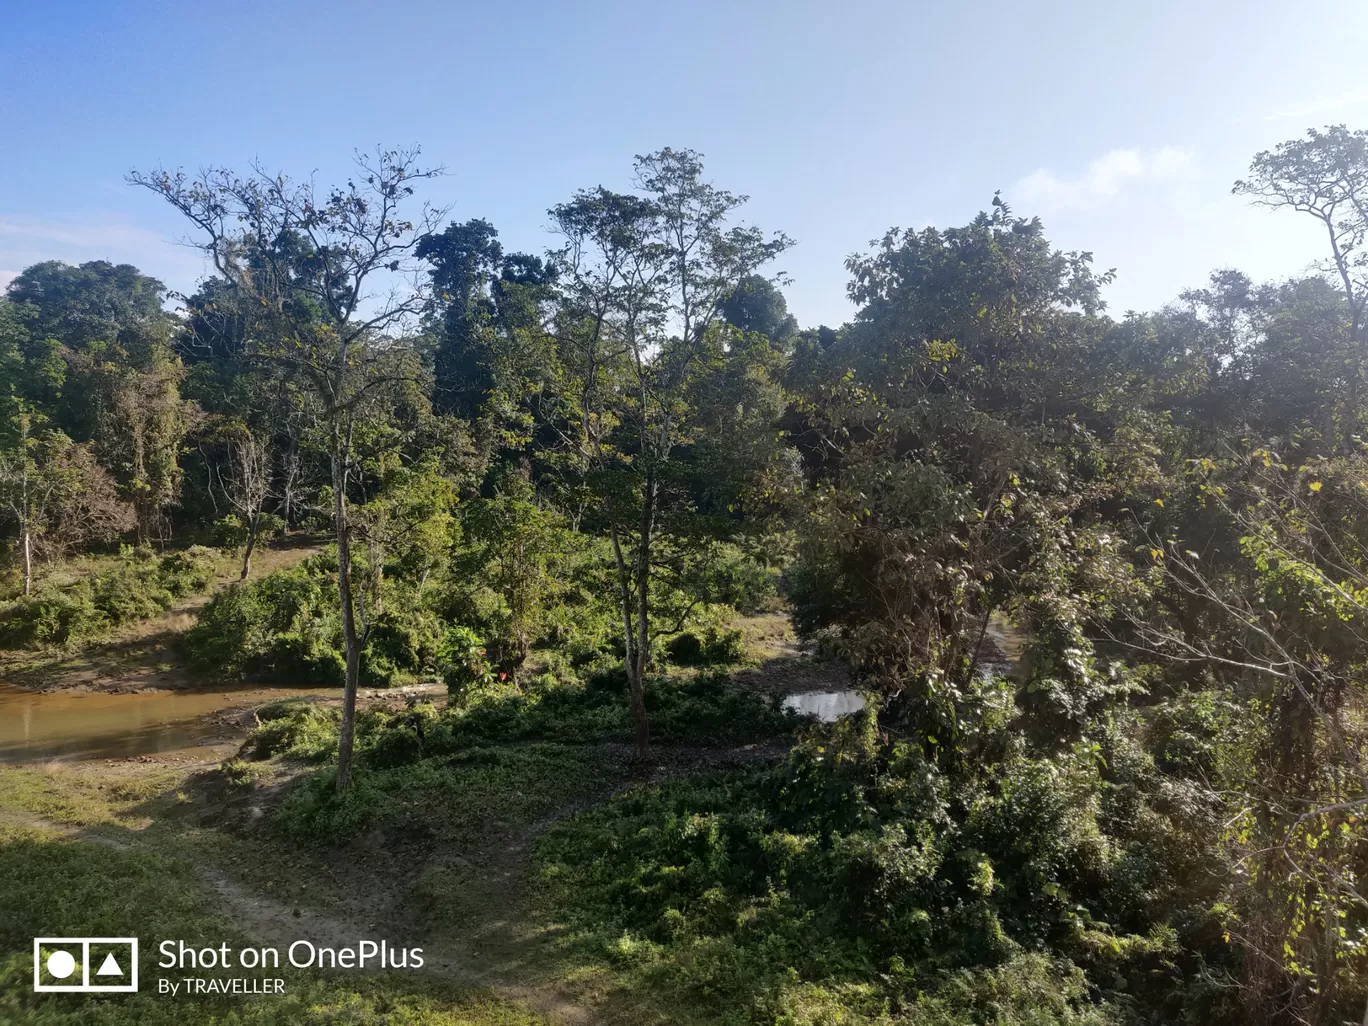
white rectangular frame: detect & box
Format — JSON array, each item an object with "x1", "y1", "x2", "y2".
[{"x1": 33, "y1": 937, "x2": 139, "y2": 993}]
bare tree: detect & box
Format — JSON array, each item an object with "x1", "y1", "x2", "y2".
[
  {"x1": 217, "y1": 426, "x2": 274, "y2": 580},
  {"x1": 0, "y1": 404, "x2": 59, "y2": 594},
  {"x1": 1235, "y1": 126, "x2": 1368, "y2": 433},
  {"x1": 130, "y1": 147, "x2": 445, "y2": 791}
]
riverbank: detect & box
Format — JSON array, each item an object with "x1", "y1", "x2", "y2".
[
  {"x1": 0, "y1": 683, "x2": 817, "y2": 1023},
  {"x1": 0, "y1": 538, "x2": 323, "y2": 695}
]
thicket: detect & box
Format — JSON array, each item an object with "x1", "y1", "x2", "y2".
[
  {"x1": 0, "y1": 546, "x2": 218, "y2": 648},
  {"x1": 533, "y1": 693, "x2": 1239, "y2": 1025}
]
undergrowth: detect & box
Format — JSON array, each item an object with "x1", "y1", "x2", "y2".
[
  {"x1": 0, "y1": 547, "x2": 220, "y2": 649},
  {"x1": 529, "y1": 708, "x2": 1238, "y2": 1026}
]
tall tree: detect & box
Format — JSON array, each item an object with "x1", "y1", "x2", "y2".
[
  {"x1": 546, "y1": 148, "x2": 791, "y2": 755},
  {"x1": 130, "y1": 147, "x2": 445, "y2": 790},
  {"x1": 1235, "y1": 125, "x2": 1368, "y2": 436},
  {"x1": 0, "y1": 399, "x2": 132, "y2": 592}
]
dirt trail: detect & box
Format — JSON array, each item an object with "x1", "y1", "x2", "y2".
[{"x1": 7, "y1": 539, "x2": 322, "y2": 694}]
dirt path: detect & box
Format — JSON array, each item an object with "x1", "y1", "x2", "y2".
[{"x1": 6, "y1": 538, "x2": 322, "y2": 694}]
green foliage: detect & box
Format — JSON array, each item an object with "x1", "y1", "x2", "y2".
[
  {"x1": 437, "y1": 625, "x2": 497, "y2": 697},
  {"x1": 666, "y1": 626, "x2": 746, "y2": 667},
  {"x1": 240, "y1": 700, "x2": 341, "y2": 761},
  {"x1": 212, "y1": 511, "x2": 285, "y2": 550},
  {"x1": 0, "y1": 546, "x2": 218, "y2": 648},
  {"x1": 183, "y1": 555, "x2": 347, "y2": 683},
  {"x1": 183, "y1": 551, "x2": 443, "y2": 686},
  {"x1": 534, "y1": 706, "x2": 1228, "y2": 1024}
]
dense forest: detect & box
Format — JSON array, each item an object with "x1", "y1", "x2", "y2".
[{"x1": 4, "y1": 126, "x2": 1368, "y2": 1025}]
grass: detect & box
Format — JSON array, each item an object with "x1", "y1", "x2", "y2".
[
  {"x1": 0, "y1": 762, "x2": 183, "y2": 829},
  {"x1": 0, "y1": 766, "x2": 552, "y2": 1026},
  {"x1": 0, "y1": 610, "x2": 870, "y2": 1026}
]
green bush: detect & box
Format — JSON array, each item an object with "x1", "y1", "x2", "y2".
[
  {"x1": 666, "y1": 626, "x2": 746, "y2": 667},
  {"x1": 183, "y1": 552, "x2": 440, "y2": 687},
  {"x1": 532, "y1": 709, "x2": 1231, "y2": 1024},
  {"x1": 0, "y1": 547, "x2": 220, "y2": 649},
  {"x1": 240, "y1": 701, "x2": 340, "y2": 761},
  {"x1": 211, "y1": 512, "x2": 285, "y2": 550},
  {"x1": 436, "y1": 625, "x2": 496, "y2": 697},
  {"x1": 415, "y1": 669, "x2": 797, "y2": 751}
]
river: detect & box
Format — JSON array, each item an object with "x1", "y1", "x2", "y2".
[{"x1": 0, "y1": 683, "x2": 342, "y2": 764}]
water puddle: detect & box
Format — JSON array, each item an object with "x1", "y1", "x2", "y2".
[
  {"x1": 0, "y1": 683, "x2": 341, "y2": 764},
  {"x1": 782, "y1": 690, "x2": 866, "y2": 723}
]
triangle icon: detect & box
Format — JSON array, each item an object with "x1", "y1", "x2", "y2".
[{"x1": 96, "y1": 952, "x2": 123, "y2": 976}]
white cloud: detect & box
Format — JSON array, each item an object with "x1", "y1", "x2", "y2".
[
  {"x1": 0, "y1": 214, "x2": 207, "y2": 295},
  {"x1": 0, "y1": 214, "x2": 184, "y2": 254},
  {"x1": 1013, "y1": 146, "x2": 1196, "y2": 212},
  {"x1": 1264, "y1": 86, "x2": 1368, "y2": 121},
  {"x1": 0, "y1": 269, "x2": 16, "y2": 293}
]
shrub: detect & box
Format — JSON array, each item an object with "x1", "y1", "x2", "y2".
[
  {"x1": 240, "y1": 701, "x2": 339, "y2": 761},
  {"x1": 183, "y1": 553, "x2": 437, "y2": 687},
  {"x1": 0, "y1": 548, "x2": 221, "y2": 649},
  {"x1": 532, "y1": 710, "x2": 1218, "y2": 1024},
  {"x1": 436, "y1": 625, "x2": 496, "y2": 697}
]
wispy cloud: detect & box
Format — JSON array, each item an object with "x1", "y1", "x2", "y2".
[
  {"x1": 1013, "y1": 146, "x2": 1195, "y2": 213},
  {"x1": 0, "y1": 214, "x2": 185, "y2": 253},
  {"x1": 1264, "y1": 86, "x2": 1368, "y2": 121},
  {"x1": 0, "y1": 270, "x2": 17, "y2": 293},
  {"x1": 0, "y1": 214, "x2": 206, "y2": 292}
]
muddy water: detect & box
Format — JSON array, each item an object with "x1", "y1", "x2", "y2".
[{"x1": 0, "y1": 683, "x2": 340, "y2": 764}]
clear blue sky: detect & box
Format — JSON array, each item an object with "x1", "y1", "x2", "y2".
[{"x1": 2, "y1": 0, "x2": 1366, "y2": 326}]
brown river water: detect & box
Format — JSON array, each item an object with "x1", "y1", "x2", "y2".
[{"x1": 0, "y1": 683, "x2": 341, "y2": 764}]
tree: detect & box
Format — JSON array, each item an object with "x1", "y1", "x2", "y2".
[
  {"x1": 417, "y1": 218, "x2": 504, "y2": 420},
  {"x1": 719, "y1": 273, "x2": 798, "y2": 342},
  {"x1": 217, "y1": 424, "x2": 274, "y2": 580},
  {"x1": 97, "y1": 342, "x2": 193, "y2": 544},
  {"x1": 0, "y1": 398, "x2": 132, "y2": 591},
  {"x1": 1235, "y1": 125, "x2": 1368, "y2": 435},
  {"x1": 418, "y1": 218, "x2": 560, "y2": 460},
  {"x1": 131, "y1": 147, "x2": 445, "y2": 791},
  {"x1": 0, "y1": 401, "x2": 56, "y2": 593},
  {"x1": 6, "y1": 261, "x2": 178, "y2": 442},
  {"x1": 546, "y1": 148, "x2": 791, "y2": 756},
  {"x1": 788, "y1": 199, "x2": 1147, "y2": 744}
]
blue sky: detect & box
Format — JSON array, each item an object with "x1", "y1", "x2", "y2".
[{"x1": 2, "y1": 0, "x2": 1366, "y2": 326}]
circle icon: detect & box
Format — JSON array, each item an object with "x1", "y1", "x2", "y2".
[{"x1": 47, "y1": 950, "x2": 77, "y2": 979}]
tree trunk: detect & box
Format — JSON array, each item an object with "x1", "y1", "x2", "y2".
[
  {"x1": 239, "y1": 522, "x2": 257, "y2": 581},
  {"x1": 332, "y1": 448, "x2": 363, "y2": 793},
  {"x1": 629, "y1": 470, "x2": 657, "y2": 759},
  {"x1": 609, "y1": 523, "x2": 650, "y2": 759},
  {"x1": 21, "y1": 526, "x2": 32, "y2": 597}
]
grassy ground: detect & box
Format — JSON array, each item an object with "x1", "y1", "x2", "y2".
[{"x1": 0, "y1": 613, "x2": 853, "y2": 1025}]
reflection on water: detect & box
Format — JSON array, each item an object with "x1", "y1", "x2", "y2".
[
  {"x1": 0, "y1": 683, "x2": 340, "y2": 764},
  {"x1": 782, "y1": 690, "x2": 866, "y2": 723}
]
